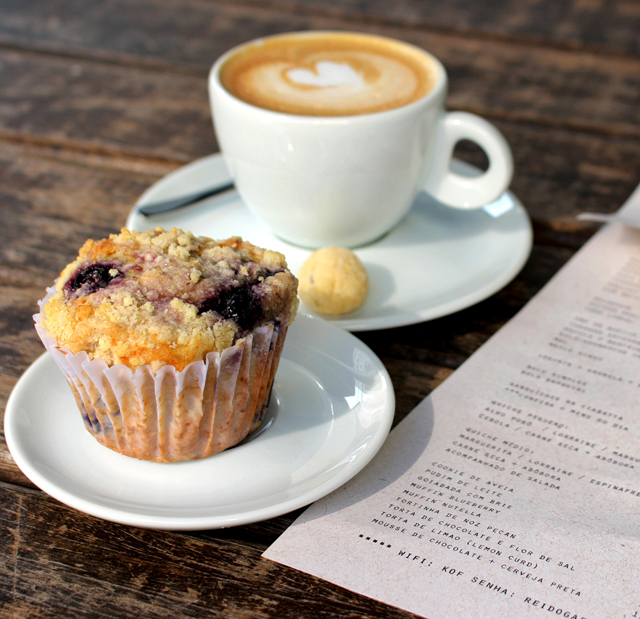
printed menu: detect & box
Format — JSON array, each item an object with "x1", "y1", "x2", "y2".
[{"x1": 264, "y1": 186, "x2": 640, "y2": 619}]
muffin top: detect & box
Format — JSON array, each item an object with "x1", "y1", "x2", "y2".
[{"x1": 41, "y1": 228, "x2": 298, "y2": 371}]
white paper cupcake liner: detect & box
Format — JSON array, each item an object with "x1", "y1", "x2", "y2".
[{"x1": 34, "y1": 286, "x2": 288, "y2": 462}]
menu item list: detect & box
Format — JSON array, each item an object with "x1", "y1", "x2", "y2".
[{"x1": 264, "y1": 190, "x2": 640, "y2": 619}]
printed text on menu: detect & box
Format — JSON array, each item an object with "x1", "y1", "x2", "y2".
[{"x1": 264, "y1": 196, "x2": 640, "y2": 619}]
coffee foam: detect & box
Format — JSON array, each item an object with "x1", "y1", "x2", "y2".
[{"x1": 220, "y1": 34, "x2": 437, "y2": 116}]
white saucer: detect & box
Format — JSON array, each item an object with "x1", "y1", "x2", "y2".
[
  {"x1": 127, "y1": 154, "x2": 532, "y2": 331},
  {"x1": 4, "y1": 314, "x2": 394, "y2": 530}
]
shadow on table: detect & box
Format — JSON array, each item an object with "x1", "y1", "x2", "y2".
[{"x1": 299, "y1": 396, "x2": 435, "y2": 523}]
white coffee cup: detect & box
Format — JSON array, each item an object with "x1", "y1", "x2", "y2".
[{"x1": 209, "y1": 31, "x2": 513, "y2": 249}]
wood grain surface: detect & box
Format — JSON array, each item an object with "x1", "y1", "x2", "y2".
[{"x1": 0, "y1": 0, "x2": 639, "y2": 616}]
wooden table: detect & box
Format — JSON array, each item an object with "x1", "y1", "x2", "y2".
[{"x1": 1, "y1": 1, "x2": 639, "y2": 616}]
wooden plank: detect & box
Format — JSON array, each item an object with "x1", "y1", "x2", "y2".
[
  {"x1": 0, "y1": 286, "x2": 46, "y2": 386},
  {"x1": 0, "y1": 424, "x2": 35, "y2": 489},
  {"x1": 0, "y1": 49, "x2": 216, "y2": 163},
  {"x1": 0, "y1": 482, "x2": 418, "y2": 618},
  {"x1": 1, "y1": 0, "x2": 639, "y2": 62},
  {"x1": 0, "y1": 142, "x2": 167, "y2": 274},
  {"x1": 239, "y1": 0, "x2": 640, "y2": 56},
  {"x1": 0, "y1": 4, "x2": 639, "y2": 144}
]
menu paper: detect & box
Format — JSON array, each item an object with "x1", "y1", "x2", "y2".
[{"x1": 264, "y1": 187, "x2": 640, "y2": 619}]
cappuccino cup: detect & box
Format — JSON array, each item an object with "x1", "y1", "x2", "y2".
[{"x1": 209, "y1": 31, "x2": 513, "y2": 248}]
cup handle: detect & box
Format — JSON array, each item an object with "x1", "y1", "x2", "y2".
[{"x1": 424, "y1": 111, "x2": 514, "y2": 209}]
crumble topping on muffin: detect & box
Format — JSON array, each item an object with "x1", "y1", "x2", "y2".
[{"x1": 42, "y1": 228, "x2": 298, "y2": 371}]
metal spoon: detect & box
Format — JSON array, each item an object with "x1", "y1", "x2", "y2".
[{"x1": 137, "y1": 181, "x2": 235, "y2": 216}]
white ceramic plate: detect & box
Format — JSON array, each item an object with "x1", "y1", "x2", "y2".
[
  {"x1": 127, "y1": 154, "x2": 532, "y2": 331},
  {"x1": 4, "y1": 314, "x2": 394, "y2": 530}
]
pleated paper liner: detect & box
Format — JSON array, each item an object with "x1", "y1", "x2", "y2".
[{"x1": 35, "y1": 286, "x2": 289, "y2": 462}]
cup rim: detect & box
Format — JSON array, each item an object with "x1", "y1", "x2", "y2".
[{"x1": 209, "y1": 30, "x2": 447, "y2": 122}]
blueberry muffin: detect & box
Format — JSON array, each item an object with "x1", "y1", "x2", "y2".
[{"x1": 35, "y1": 228, "x2": 298, "y2": 462}]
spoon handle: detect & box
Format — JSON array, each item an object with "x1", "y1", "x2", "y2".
[{"x1": 137, "y1": 181, "x2": 235, "y2": 216}]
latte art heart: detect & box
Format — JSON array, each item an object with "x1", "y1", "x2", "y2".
[
  {"x1": 286, "y1": 61, "x2": 364, "y2": 88},
  {"x1": 220, "y1": 33, "x2": 437, "y2": 116}
]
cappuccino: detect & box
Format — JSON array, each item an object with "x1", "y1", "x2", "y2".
[{"x1": 219, "y1": 32, "x2": 438, "y2": 116}]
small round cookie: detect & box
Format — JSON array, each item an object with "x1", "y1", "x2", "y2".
[{"x1": 298, "y1": 247, "x2": 368, "y2": 315}]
